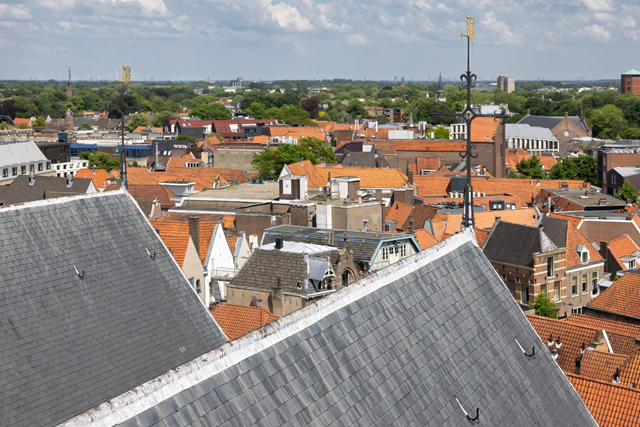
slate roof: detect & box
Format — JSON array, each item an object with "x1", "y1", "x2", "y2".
[
  {"x1": 70, "y1": 230, "x2": 598, "y2": 427},
  {"x1": 483, "y1": 221, "x2": 558, "y2": 267},
  {"x1": 230, "y1": 248, "x2": 337, "y2": 296},
  {"x1": 211, "y1": 303, "x2": 279, "y2": 340},
  {"x1": 506, "y1": 123, "x2": 558, "y2": 140},
  {"x1": 519, "y1": 115, "x2": 590, "y2": 133},
  {"x1": 0, "y1": 175, "x2": 95, "y2": 206},
  {"x1": 0, "y1": 140, "x2": 48, "y2": 168},
  {"x1": 539, "y1": 215, "x2": 603, "y2": 268},
  {"x1": 587, "y1": 273, "x2": 640, "y2": 322},
  {"x1": 0, "y1": 192, "x2": 226, "y2": 427}
]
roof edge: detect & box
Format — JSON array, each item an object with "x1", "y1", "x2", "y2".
[
  {"x1": 59, "y1": 229, "x2": 477, "y2": 427},
  {"x1": 0, "y1": 188, "x2": 129, "y2": 213}
]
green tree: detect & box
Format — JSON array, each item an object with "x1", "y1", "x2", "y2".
[
  {"x1": 33, "y1": 116, "x2": 47, "y2": 127},
  {"x1": 252, "y1": 136, "x2": 336, "y2": 180},
  {"x1": 152, "y1": 111, "x2": 177, "y2": 127},
  {"x1": 246, "y1": 102, "x2": 268, "y2": 119},
  {"x1": 176, "y1": 134, "x2": 196, "y2": 147},
  {"x1": 549, "y1": 155, "x2": 597, "y2": 185},
  {"x1": 346, "y1": 99, "x2": 368, "y2": 118},
  {"x1": 0, "y1": 121, "x2": 8, "y2": 130},
  {"x1": 431, "y1": 126, "x2": 450, "y2": 139},
  {"x1": 18, "y1": 122, "x2": 31, "y2": 129},
  {"x1": 587, "y1": 104, "x2": 627, "y2": 139},
  {"x1": 297, "y1": 80, "x2": 304, "y2": 95},
  {"x1": 125, "y1": 112, "x2": 151, "y2": 132},
  {"x1": 78, "y1": 123, "x2": 93, "y2": 131},
  {"x1": 615, "y1": 179, "x2": 638, "y2": 204},
  {"x1": 284, "y1": 80, "x2": 293, "y2": 93},
  {"x1": 189, "y1": 102, "x2": 231, "y2": 120},
  {"x1": 80, "y1": 151, "x2": 120, "y2": 172},
  {"x1": 530, "y1": 292, "x2": 558, "y2": 319},
  {"x1": 514, "y1": 155, "x2": 546, "y2": 179}
]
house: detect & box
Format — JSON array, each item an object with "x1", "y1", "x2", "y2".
[
  {"x1": 597, "y1": 139, "x2": 640, "y2": 189},
  {"x1": 506, "y1": 123, "x2": 559, "y2": 154},
  {"x1": 0, "y1": 140, "x2": 53, "y2": 183},
  {"x1": 585, "y1": 272, "x2": 640, "y2": 325},
  {"x1": 533, "y1": 187, "x2": 625, "y2": 213},
  {"x1": 601, "y1": 234, "x2": 640, "y2": 274},
  {"x1": 158, "y1": 234, "x2": 206, "y2": 296},
  {"x1": 518, "y1": 110, "x2": 591, "y2": 145},
  {"x1": 210, "y1": 302, "x2": 278, "y2": 340},
  {"x1": 67, "y1": 230, "x2": 597, "y2": 427},
  {"x1": 0, "y1": 192, "x2": 226, "y2": 427},
  {"x1": 605, "y1": 166, "x2": 640, "y2": 197},
  {"x1": 262, "y1": 225, "x2": 421, "y2": 275},
  {"x1": 227, "y1": 240, "x2": 348, "y2": 316},
  {"x1": 0, "y1": 174, "x2": 97, "y2": 207},
  {"x1": 505, "y1": 148, "x2": 557, "y2": 173},
  {"x1": 569, "y1": 374, "x2": 640, "y2": 427},
  {"x1": 483, "y1": 215, "x2": 604, "y2": 317}
]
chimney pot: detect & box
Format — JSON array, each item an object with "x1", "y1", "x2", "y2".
[{"x1": 275, "y1": 237, "x2": 283, "y2": 250}]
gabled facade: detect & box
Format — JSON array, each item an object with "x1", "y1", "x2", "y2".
[{"x1": 204, "y1": 221, "x2": 236, "y2": 302}]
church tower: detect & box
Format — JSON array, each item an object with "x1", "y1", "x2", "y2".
[{"x1": 436, "y1": 67, "x2": 446, "y2": 102}]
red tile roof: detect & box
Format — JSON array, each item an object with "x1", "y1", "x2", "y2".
[
  {"x1": 475, "y1": 228, "x2": 490, "y2": 247},
  {"x1": 385, "y1": 202, "x2": 413, "y2": 231},
  {"x1": 569, "y1": 373, "x2": 640, "y2": 426},
  {"x1": 395, "y1": 141, "x2": 466, "y2": 152},
  {"x1": 160, "y1": 235, "x2": 190, "y2": 266},
  {"x1": 211, "y1": 303, "x2": 279, "y2": 340},
  {"x1": 587, "y1": 273, "x2": 640, "y2": 322},
  {"x1": 150, "y1": 220, "x2": 216, "y2": 265},
  {"x1": 285, "y1": 160, "x2": 327, "y2": 188},
  {"x1": 618, "y1": 351, "x2": 640, "y2": 390},
  {"x1": 549, "y1": 212, "x2": 584, "y2": 228},
  {"x1": 414, "y1": 229, "x2": 439, "y2": 250},
  {"x1": 166, "y1": 153, "x2": 196, "y2": 168},
  {"x1": 578, "y1": 350, "x2": 629, "y2": 382},
  {"x1": 566, "y1": 315, "x2": 640, "y2": 339},
  {"x1": 416, "y1": 157, "x2": 440, "y2": 171},
  {"x1": 469, "y1": 117, "x2": 499, "y2": 142},
  {"x1": 74, "y1": 168, "x2": 114, "y2": 189},
  {"x1": 104, "y1": 184, "x2": 176, "y2": 208},
  {"x1": 565, "y1": 219, "x2": 604, "y2": 268},
  {"x1": 430, "y1": 208, "x2": 539, "y2": 234},
  {"x1": 607, "y1": 235, "x2": 640, "y2": 271},
  {"x1": 317, "y1": 166, "x2": 410, "y2": 189},
  {"x1": 126, "y1": 167, "x2": 246, "y2": 190}
]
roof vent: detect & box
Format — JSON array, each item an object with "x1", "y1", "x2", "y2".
[
  {"x1": 275, "y1": 237, "x2": 283, "y2": 250},
  {"x1": 67, "y1": 173, "x2": 73, "y2": 188},
  {"x1": 29, "y1": 170, "x2": 35, "y2": 186}
]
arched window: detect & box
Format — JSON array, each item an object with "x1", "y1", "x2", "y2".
[{"x1": 342, "y1": 269, "x2": 353, "y2": 287}]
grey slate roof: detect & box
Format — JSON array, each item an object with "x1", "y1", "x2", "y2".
[
  {"x1": 91, "y1": 231, "x2": 597, "y2": 427},
  {"x1": 539, "y1": 215, "x2": 568, "y2": 249},
  {"x1": 506, "y1": 123, "x2": 558, "y2": 141},
  {"x1": 483, "y1": 221, "x2": 558, "y2": 267},
  {"x1": 519, "y1": 115, "x2": 589, "y2": 133},
  {"x1": 0, "y1": 192, "x2": 227, "y2": 427},
  {"x1": 231, "y1": 248, "x2": 337, "y2": 295},
  {"x1": 0, "y1": 140, "x2": 48, "y2": 168},
  {"x1": 0, "y1": 174, "x2": 95, "y2": 206}
]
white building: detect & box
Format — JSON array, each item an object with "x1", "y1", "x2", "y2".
[
  {"x1": 0, "y1": 141, "x2": 52, "y2": 182},
  {"x1": 506, "y1": 124, "x2": 559, "y2": 154}
]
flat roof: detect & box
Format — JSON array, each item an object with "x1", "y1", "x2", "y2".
[
  {"x1": 265, "y1": 225, "x2": 414, "y2": 241},
  {"x1": 194, "y1": 181, "x2": 280, "y2": 200}
]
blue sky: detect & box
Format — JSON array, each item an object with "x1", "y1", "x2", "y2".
[{"x1": 1, "y1": 0, "x2": 639, "y2": 82}]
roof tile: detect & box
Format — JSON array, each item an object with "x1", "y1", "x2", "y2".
[{"x1": 211, "y1": 303, "x2": 278, "y2": 340}]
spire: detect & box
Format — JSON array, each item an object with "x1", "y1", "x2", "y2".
[
  {"x1": 436, "y1": 67, "x2": 445, "y2": 102},
  {"x1": 438, "y1": 67, "x2": 443, "y2": 92}
]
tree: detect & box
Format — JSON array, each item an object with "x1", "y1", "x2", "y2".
[
  {"x1": 297, "y1": 80, "x2": 304, "y2": 95},
  {"x1": 252, "y1": 136, "x2": 336, "y2": 180},
  {"x1": 246, "y1": 102, "x2": 268, "y2": 119},
  {"x1": 78, "y1": 123, "x2": 92, "y2": 131},
  {"x1": 284, "y1": 80, "x2": 293, "y2": 93},
  {"x1": 587, "y1": 104, "x2": 627, "y2": 140},
  {"x1": 18, "y1": 122, "x2": 31, "y2": 129},
  {"x1": 189, "y1": 102, "x2": 231, "y2": 120},
  {"x1": 125, "y1": 112, "x2": 151, "y2": 132},
  {"x1": 530, "y1": 292, "x2": 558, "y2": 319},
  {"x1": 514, "y1": 155, "x2": 546, "y2": 179},
  {"x1": 549, "y1": 155, "x2": 597, "y2": 185},
  {"x1": 80, "y1": 151, "x2": 120, "y2": 172},
  {"x1": 152, "y1": 111, "x2": 177, "y2": 127},
  {"x1": 615, "y1": 179, "x2": 638, "y2": 204},
  {"x1": 33, "y1": 116, "x2": 47, "y2": 127},
  {"x1": 176, "y1": 134, "x2": 196, "y2": 147},
  {"x1": 431, "y1": 126, "x2": 450, "y2": 139},
  {"x1": 0, "y1": 121, "x2": 8, "y2": 130},
  {"x1": 346, "y1": 99, "x2": 368, "y2": 118},
  {"x1": 301, "y1": 97, "x2": 321, "y2": 119}
]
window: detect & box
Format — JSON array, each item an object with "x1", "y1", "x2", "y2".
[
  {"x1": 21, "y1": 166, "x2": 26, "y2": 174},
  {"x1": 592, "y1": 272, "x2": 599, "y2": 296},
  {"x1": 12, "y1": 167, "x2": 17, "y2": 176},
  {"x1": 582, "y1": 274, "x2": 588, "y2": 294},
  {"x1": 631, "y1": 259, "x2": 637, "y2": 269},
  {"x1": 38, "y1": 163, "x2": 43, "y2": 171},
  {"x1": 572, "y1": 306, "x2": 583, "y2": 315},
  {"x1": 2, "y1": 169, "x2": 7, "y2": 178},
  {"x1": 521, "y1": 284, "x2": 529, "y2": 305},
  {"x1": 582, "y1": 251, "x2": 588, "y2": 263},
  {"x1": 547, "y1": 257, "x2": 554, "y2": 277},
  {"x1": 29, "y1": 164, "x2": 34, "y2": 172},
  {"x1": 188, "y1": 277, "x2": 195, "y2": 287},
  {"x1": 382, "y1": 247, "x2": 389, "y2": 261},
  {"x1": 196, "y1": 279, "x2": 201, "y2": 293},
  {"x1": 46, "y1": 161, "x2": 51, "y2": 170},
  {"x1": 540, "y1": 284, "x2": 547, "y2": 295},
  {"x1": 400, "y1": 243, "x2": 407, "y2": 257},
  {"x1": 555, "y1": 282, "x2": 561, "y2": 301},
  {"x1": 571, "y1": 276, "x2": 578, "y2": 296},
  {"x1": 506, "y1": 203, "x2": 516, "y2": 210}
]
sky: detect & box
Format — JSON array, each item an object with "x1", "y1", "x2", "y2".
[{"x1": 1, "y1": 0, "x2": 639, "y2": 82}]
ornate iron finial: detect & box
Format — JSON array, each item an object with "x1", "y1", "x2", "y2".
[
  {"x1": 102, "y1": 64, "x2": 140, "y2": 190},
  {"x1": 433, "y1": 17, "x2": 508, "y2": 230}
]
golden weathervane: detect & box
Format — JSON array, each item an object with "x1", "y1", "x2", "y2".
[
  {"x1": 460, "y1": 16, "x2": 476, "y2": 44},
  {"x1": 116, "y1": 64, "x2": 132, "y2": 84}
]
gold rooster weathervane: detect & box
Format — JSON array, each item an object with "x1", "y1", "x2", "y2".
[{"x1": 460, "y1": 16, "x2": 476, "y2": 44}]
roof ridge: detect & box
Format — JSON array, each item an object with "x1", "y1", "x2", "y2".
[
  {"x1": 0, "y1": 189, "x2": 129, "y2": 213},
  {"x1": 567, "y1": 372, "x2": 640, "y2": 392},
  {"x1": 528, "y1": 314, "x2": 605, "y2": 332}
]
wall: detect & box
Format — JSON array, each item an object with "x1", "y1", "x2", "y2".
[
  {"x1": 226, "y1": 287, "x2": 305, "y2": 316},
  {"x1": 621, "y1": 75, "x2": 640, "y2": 95},
  {"x1": 331, "y1": 203, "x2": 384, "y2": 231},
  {"x1": 181, "y1": 239, "x2": 207, "y2": 306},
  {"x1": 370, "y1": 240, "x2": 418, "y2": 271},
  {"x1": 213, "y1": 147, "x2": 262, "y2": 172},
  {"x1": 235, "y1": 213, "x2": 290, "y2": 240},
  {"x1": 551, "y1": 118, "x2": 590, "y2": 146}
]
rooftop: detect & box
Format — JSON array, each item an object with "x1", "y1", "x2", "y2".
[
  {"x1": 587, "y1": 272, "x2": 640, "y2": 321},
  {"x1": 194, "y1": 181, "x2": 280, "y2": 200},
  {"x1": 211, "y1": 303, "x2": 278, "y2": 340}
]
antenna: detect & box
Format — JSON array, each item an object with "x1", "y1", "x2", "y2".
[
  {"x1": 172, "y1": 72, "x2": 177, "y2": 83},
  {"x1": 85, "y1": 67, "x2": 91, "y2": 81}
]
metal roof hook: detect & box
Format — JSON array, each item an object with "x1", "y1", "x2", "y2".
[
  {"x1": 73, "y1": 264, "x2": 85, "y2": 280},
  {"x1": 146, "y1": 247, "x2": 156, "y2": 259},
  {"x1": 455, "y1": 397, "x2": 480, "y2": 424},
  {"x1": 515, "y1": 339, "x2": 535, "y2": 359}
]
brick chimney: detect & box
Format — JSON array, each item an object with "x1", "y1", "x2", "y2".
[
  {"x1": 271, "y1": 277, "x2": 283, "y2": 316},
  {"x1": 408, "y1": 170, "x2": 414, "y2": 186},
  {"x1": 189, "y1": 216, "x2": 200, "y2": 257}
]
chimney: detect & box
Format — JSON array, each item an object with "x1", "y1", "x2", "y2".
[
  {"x1": 408, "y1": 170, "x2": 414, "y2": 186},
  {"x1": 67, "y1": 173, "x2": 73, "y2": 188},
  {"x1": 409, "y1": 213, "x2": 414, "y2": 233},
  {"x1": 589, "y1": 330, "x2": 608, "y2": 352},
  {"x1": 189, "y1": 216, "x2": 200, "y2": 257},
  {"x1": 29, "y1": 170, "x2": 35, "y2": 186},
  {"x1": 271, "y1": 277, "x2": 283, "y2": 316},
  {"x1": 275, "y1": 237, "x2": 283, "y2": 250},
  {"x1": 93, "y1": 165, "x2": 96, "y2": 175}
]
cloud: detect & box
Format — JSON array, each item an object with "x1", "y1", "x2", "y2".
[
  {"x1": 268, "y1": 3, "x2": 314, "y2": 31},
  {"x1": 0, "y1": 4, "x2": 32, "y2": 20},
  {"x1": 593, "y1": 12, "x2": 614, "y2": 21},
  {"x1": 578, "y1": 0, "x2": 615, "y2": 12},
  {"x1": 625, "y1": 30, "x2": 640, "y2": 40},
  {"x1": 621, "y1": 16, "x2": 636, "y2": 28},
  {"x1": 345, "y1": 33, "x2": 370, "y2": 46},
  {"x1": 575, "y1": 24, "x2": 611, "y2": 40},
  {"x1": 199, "y1": 30, "x2": 210, "y2": 36},
  {"x1": 481, "y1": 11, "x2": 521, "y2": 45}
]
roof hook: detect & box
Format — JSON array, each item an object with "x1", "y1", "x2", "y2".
[
  {"x1": 515, "y1": 339, "x2": 535, "y2": 359},
  {"x1": 455, "y1": 397, "x2": 480, "y2": 424},
  {"x1": 146, "y1": 247, "x2": 156, "y2": 259},
  {"x1": 73, "y1": 264, "x2": 85, "y2": 280}
]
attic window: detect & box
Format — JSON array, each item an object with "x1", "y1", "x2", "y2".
[
  {"x1": 630, "y1": 259, "x2": 636, "y2": 269},
  {"x1": 581, "y1": 252, "x2": 588, "y2": 263}
]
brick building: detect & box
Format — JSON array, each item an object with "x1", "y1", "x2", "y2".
[
  {"x1": 597, "y1": 140, "x2": 640, "y2": 189},
  {"x1": 621, "y1": 69, "x2": 640, "y2": 95}
]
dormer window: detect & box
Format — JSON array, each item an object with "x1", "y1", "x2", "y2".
[
  {"x1": 631, "y1": 259, "x2": 636, "y2": 269},
  {"x1": 577, "y1": 245, "x2": 589, "y2": 264}
]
